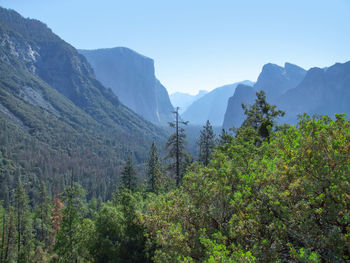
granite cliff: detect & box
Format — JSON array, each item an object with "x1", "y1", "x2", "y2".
[{"x1": 79, "y1": 48, "x2": 174, "y2": 125}]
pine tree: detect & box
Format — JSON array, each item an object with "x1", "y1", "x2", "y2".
[
  {"x1": 146, "y1": 142, "x2": 162, "y2": 193},
  {"x1": 121, "y1": 156, "x2": 138, "y2": 191},
  {"x1": 198, "y1": 120, "x2": 216, "y2": 166},
  {"x1": 2, "y1": 206, "x2": 16, "y2": 262},
  {"x1": 241, "y1": 90, "x2": 285, "y2": 144},
  {"x1": 166, "y1": 107, "x2": 189, "y2": 185},
  {"x1": 55, "y1": 182, "x2": 85, "y2": 263},
  {"x1": 14, "y1": 177, "x2": 33, "y2": 262},
  {"x1": 37, "y1": 181, "x2": 52, "y2": 248},
  {"x1": 0, "y1": 203, "x2": 5, "y2": 263}
]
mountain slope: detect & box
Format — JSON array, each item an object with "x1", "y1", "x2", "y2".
[
  {"x1": 0, "y1": 7, "x2": 167, "y2": 199},
  {"x1": 181, "y1": 80, "x2": 254, "y2": 126},
  {"x1": 79, "y1": 48, "x2": 174, "y2": 125}
]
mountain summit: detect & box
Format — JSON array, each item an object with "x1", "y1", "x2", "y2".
[{"x1": 254, "y1": 62, "x2": 306, "y2": 101}]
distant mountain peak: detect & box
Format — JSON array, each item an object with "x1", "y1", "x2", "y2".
[{"x1": 255, "y1": 62, "x2": 306, "y2": 100}]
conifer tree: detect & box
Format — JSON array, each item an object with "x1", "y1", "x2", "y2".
[
  {"x1": 121, "y1": 156, "x2": 138, "y2": 191},
  {"x1": 166, "y1": 107, "x2": 188, "y2": 185},
  {"x1": 146, "y1": 142, "x2": 162, "y2": 193},
  {"x1": 14, "y1": 177, "x2": 33, "y2": 262},
  {"x1": 198, "y1": 120, "x2": 216, "y2": 166},
  {"x1": 241, "y1": 90, "x2": 285, "y2": 144},
  {"x1": 37, "y1": 181, "x2": 52, "y2": 248},
  {"x1": 55, "y1": 182, "x2": 85, "y2": 263},
  {"x1": 2, "y1": 206, "x2": 16, "y2": 262},
  {"x1": 0, "y1": 204, "x2": 5, "y2": 262}
]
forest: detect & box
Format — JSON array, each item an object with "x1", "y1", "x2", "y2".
[{"x1": 0, "y1": 91, "x2": 349, "y2": 262}]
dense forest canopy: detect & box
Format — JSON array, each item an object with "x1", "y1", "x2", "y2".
[{"x1": 1, "y1": 91, "x2": 349, "y2": 262}]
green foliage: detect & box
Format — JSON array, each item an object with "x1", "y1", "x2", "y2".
[
  {"x1": 0, "y1": 113, "x2": 348, "y2": 262},
  {"x1": 143, "y1": 114, "x2": 350, "y2": 262},
  {"x1": 90, "y1": 188, "x2": 152, "y2": 262}
]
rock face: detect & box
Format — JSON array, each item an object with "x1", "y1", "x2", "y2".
[
  {"x1": 278, "y1": 61, "x2": 350, "y2": 124},
  {"x1": 170, "y1": 90, "x2": 208, "y2": 114},
  {"x1": 79, "y1": 48, "x2": 174, "y2": 125},
  {"x1": 222, "y1": 84, "x2": 256, "y2": 130},
  {"x1": 254, "y1": 62, "x2": 306, "y2": 102},
  {"x1": 181, "y1": 80, "x2": 254, "y2": 126}
]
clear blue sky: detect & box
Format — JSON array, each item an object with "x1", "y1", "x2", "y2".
[{"x1": 1, "y1": 0, "x2": 349, "y2": 94}]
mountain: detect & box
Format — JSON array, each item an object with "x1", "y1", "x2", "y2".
[
  {"x1": 181, "y1": 80, "x2": 254, "y2": 126},
  {"x1": 223, "y1": 63, "x2": 306, "y2": 129},
  {"x1": 278, "y1": 61, "x2": 350, "y2": 124},
  {"x1": 0, "y1": 7, "x2": 167, "y2": 199},
  {"x1": 254, "y1": 62, "x2": 306, "y2": 102},
  {"x1": 223, "y1": 61, "x2": 350, "y2": 129},
  {"x1": 79, "y1": 48, "x2": 174, "y2": 125},
  {"x1": 222, "y1": 84, "x2": 257, "y2": 130},
  {"x1": 170, "y1": 90, "x2": 207, "y2": 114}
]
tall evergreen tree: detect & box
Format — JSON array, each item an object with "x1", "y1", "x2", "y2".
[
  {"x1": 241, "y1": 90, "x2": 285, "y2": 144},
  {"x1": 14, "y1": 177, "x2": 33, "y2": 262},
  {"x1": 121, "y1": 156, "x2": 138, "y2": 191},
  {"x1": 1, "y1": 206, "x2": 16, "y2": 263},
  {"x1": 198, "y1": 120, "x2": 216, "y2": 166},
  {"x1": 37, "y1": 181, "x2": 52, "y2": 248},
  {"x1": 55, "y1": 182, "x2": 85, "y2": 263},
  {"x1": 166, "y1": 107, "x2": 188, "y2": 185},
  {"x1": 0, "y1": 203, "x2": 5, "y2": 262},
  {"x1": 146, "y1": 142, "x2": 162, "y2": 193}
]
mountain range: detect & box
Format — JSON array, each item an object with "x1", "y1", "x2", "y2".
[
  {"x1": 223, "y1": 61, "x2": 350, "y2": 129},
  {"x1": 79, "y1": 48, "x2": 174, "y2": 125},
  {"x1": 181, "y1": 80, "x2": 254, "y2": 126},
  {"x1": 170, "y1": 90, "x2": 207, "y2": 114}
]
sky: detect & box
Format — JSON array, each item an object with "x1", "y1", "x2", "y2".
[{"x1": 0, "y1": 0, "x2": 350, "y2": 95}]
